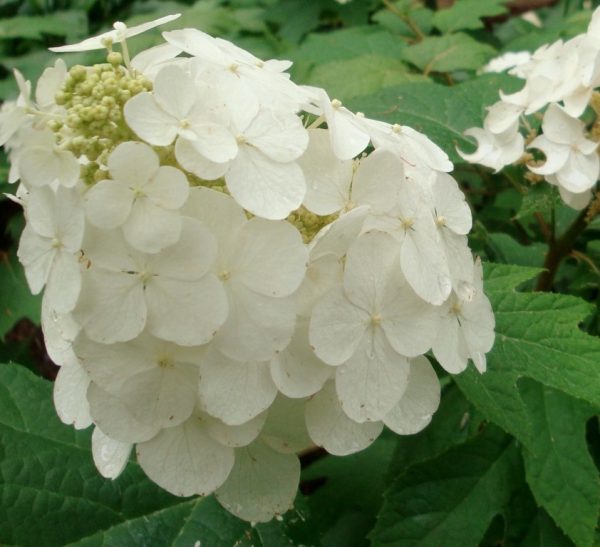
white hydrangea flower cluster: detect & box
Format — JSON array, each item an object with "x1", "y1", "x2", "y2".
[
  {"x1": 0, "y1": 14, "x2": 495, "y2": 522},
  {"x1": 460, "y1": 8, "x2": 600, "y2": 209}
]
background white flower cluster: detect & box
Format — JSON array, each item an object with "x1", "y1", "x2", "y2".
[
  {"x1": 460, "y1": 8, "x2": 600, "y2": 210},
  {"x1": 0, "y1": 15, "x2": 495, "y2": 522}
]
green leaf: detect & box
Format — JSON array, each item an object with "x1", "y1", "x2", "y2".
[
  {"x1": 456, "y1": 264, "x2": 600, "y2": 444},
  {"x1": 347, "y1": 73, "x2": 521, "y2": 163},
  {"x1": 453, "y1": 264, "x2": 600, "y2": 545},
  {"x1": 514, "y1": 184, "x2": 562, "y2": 221},
  {"x1": 0, "y1": 364, "x2": 313, "y2": 547},
  {"x1": 520, "y1": 509, "x2": 575, "y2": 547},
  {"x1": 301, "y1": 432, "x2": 397, "y2": 547},
  {"x1": 486, "y1": 233, "x2": 546, "y2": 268},
  {"x1": 305, "y1": 54, "x2": 427, "y2": 102},
  {"x1": 265, "y1": 0, "x2": 323, "y2": 43},
  {"x1": 289, "y1": 26, "x2": 406, "y2": 83},
  {"x1": 372, "y1": 6, "x2": 433, "y2": 38},
  {"x1": 387, "y1": 383, "x2": 483, "y2": 478},
  {"x1": 432, "y1": 0, "x2": 508, "y2": 33},
  {"x1": 481, "y1": 262, "x2": 542, "y2": 293},
  {"x1": 483, "y1": 263, "x2": 600, "y2": 407},
  {"x1": 519, "y1": 380, "x2": 599, "y2": 547},
  {"x1": 0, "y1": 251, "x2": 41, "y2": 338},
  {"x1": 370, "y1": 426, "x2": 522, "y2": 547},
  {"x1": 0, "y1": 11, "x2": 87, "y2": 41},
  {"x1": 401, "y1": 32, "x2": 497, "y2": 73},
  {"x1": 454, "y1": 367, "x2": 533, "y2": 446}
]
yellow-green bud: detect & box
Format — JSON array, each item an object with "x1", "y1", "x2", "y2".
[{"x1": 107, "y1": 51, "x2": 123, "y2": 66}]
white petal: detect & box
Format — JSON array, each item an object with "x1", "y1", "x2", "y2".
[
  {"x1": 270, "y1": 321, "x2": 333, "y2": 398},
  {"x1": 183, "y1": 187, "x2": 246, "y2": 252},
  {"x1": 401, "y1": 222, "x2": 452, "y2": 305},
  {"x1": 153, "y1": 65, "x2": 197, "y2": 119},
  {"x1": 305, "y1": 380, "x2": 383, "y2": 456},
  {"x1": 145, "y1": 274, "x2": 228, "y2": 346},
  {"x1": 92, "y1": 427, "x2": 132, "y2": 479},
  {"x1": 381, "y1": 283, "x2": 439, "y2": 358},
  {"x1": 528, "y1": 135, "x2": 569, "y2": 175},
  {"x1": 17, "y1": 225, "x2": 53, "y2": 294},
  {"x1": 41, "y1": 305, "x2": 79, "y2": 367},
  {"x1": 25, "y1": 185, "x2": 57, "y2": 238},
  {"x1": 299, "y1": 128, "x2": 353, "y2": 215},
  {"x1": 183, "y1": 119, "x2": 238, "y2": 164},
  {"x1": 144, "y1": 165, "x2": 189, "y2": 209},
  {"x1": 137, "y1": 416, "x2": 234, "y2": 497},
  {"x1": 351, "y1": 148, "x2": 404, "y2": 213},
  {"x1": 232, "y1": 217, "x2": 307, "y2": 297},
  {"x1": 295, "y1": 252, "x2": 344, "y2": 318},
  {"x1": 131, "y1": 43, "x2": 182, "y2": 75},
  {"x1": 199, "y1": 350, "x2": 277, "y2": 425},
  {"x1": 558, "y1": 186, "x2": 592, "y2": 209},
  {"x1": 309, "y1": 285, "x2": 368, "y2": 366},
  {"x1": 557, "y1": 151, "x2": 599, "y2": 194},
  {"x1": 215, "y1": 441, "x2": 300, "y2": 523},
  {"x1": 175, "y1": 138, "x2": 230, "y2": 180},
  {"x1": 322, "y1": 95, "x2": 370, "y2": 160},
  {"x1": 45, "y1": 250, "x2": 81, "y2": 313},
  {"x1": 53, "y1": 361, "x2": 92, "y2": 429},
  {"x1": 226, "y1": 146, "x2": 305, "y2": 220},
  {"x1": 81, "y1": 225, "x2": 138, "y2": 273},
  {"x1": 308, "y1": 206, "x2": 368, "y2": 259},
  {"x1": 383, "y1": 355, "x2": 440, "y2": 435},
  {"x1": 146, "y1": 217, "x2": 216, "y2": 280},
  {"x1": 204, "y1": 412, "x2": 266, "y2": 448},
  {"x1": 119, "y1": 365, "x2": 197, "y2": 429},
  {"x1": 124, "y1": 92, "x2": 178, "y2": 146},
  {"x1": 50, "y1": 13, "x2": 181, "y2": 52},
  {"x1": 19, "y1": 146, "x2": 69, "y2": 188},
  {"x1": 432, "y1": 310, "x2": 469, "y2": 374},
  {"x1": 336, "y1": 329, "x2": 409, "y2": 422},
  {"x1": 123, "y1": 200, "x2": 182, "y2": 253},
  {"x1": 461, "y1": 294, "x2": 496, "y2": 359},
  {"x1": 73, "y1": 333, "x2": 151, "y2": 392},
  {"x1": 260, "y1": 396, "x2": 313, "y2": 454},
  {"x1": 75, "y1": 269, "x2": 146, "y2": 344},
  {"x1": 343, "y1": 231, "x2": 401, "y2": 312},
  {"x1": 108, "y1": 141, "x2": 160, "y2": 184},
  {"x1": 215, "y1": 283, "x2": 295, "y2": 362},
  {"x1": 87, "y1": 382, "x2": 159, "y2": 443},
  {"x1": 432, "y1": 173, "x2": 472, "y2": 235},
  {"x1": 84, "y1": 179, "x2": 133, "y2": 229},
  {"x1": 484, "y1": 101, "x2": 523, "y2": 134},
  {"x1": 541, "y1": 102, "x2": 586, "y2": 145},
  {"x1": 245, "y1": 110, "x2": 308, "y2": 162}
]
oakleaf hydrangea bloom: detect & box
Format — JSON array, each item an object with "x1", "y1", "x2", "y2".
[
  {"x1": 459, "y1": 7, "x2": 600, "y2": 209},
  {"x1": 1, "y1": 14, "x2": 495, "y2": 524}
]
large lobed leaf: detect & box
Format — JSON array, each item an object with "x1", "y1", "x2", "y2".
[
  {"x1": 455, "y1": 263, "x2": 600, "y2": 547},
  {"x1": 371, "y1": 426, "x2": 522, "y2": 547}
]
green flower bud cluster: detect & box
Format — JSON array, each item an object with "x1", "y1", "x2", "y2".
[
  {"x1": 287, "y1": 207, "x2": 338, "y2": 243},
  {"x1": 52, "y1": 53, "x2": 152, "y2": 183}
]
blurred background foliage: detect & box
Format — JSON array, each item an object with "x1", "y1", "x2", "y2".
[{"x1": 0, "y1": 1, "x2": 599, "y2": 546}]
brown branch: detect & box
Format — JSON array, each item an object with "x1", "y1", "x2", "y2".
[{"x1": 535, "y1": 208, "x2": 590, "y2": 291}]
